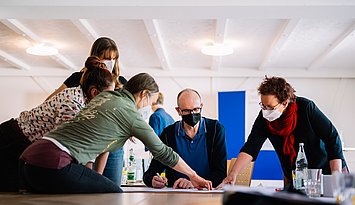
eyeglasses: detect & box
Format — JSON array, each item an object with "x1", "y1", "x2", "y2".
[
  {"x1": 179, "y1": 107, "x2": 202, "y2": 115},
  {"x1": 259, "y1": 102, "x2": 281, "y2": 110}
]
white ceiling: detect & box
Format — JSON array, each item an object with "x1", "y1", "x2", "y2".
[{"x1": 0, "y1": 0, "x2": 355, "y2": 79}]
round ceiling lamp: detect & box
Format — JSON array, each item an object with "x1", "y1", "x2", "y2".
[
  {"x1": 26, "y1": 44, "x2": 58, "y2": 56},
  {"x1": 201, "y1": 43, "x2": 234, "y2": 56}
]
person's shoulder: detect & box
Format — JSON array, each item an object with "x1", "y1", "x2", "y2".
[
  {"x1": 154, "y1": 108, "x2": 166, "y2": 114},
  {"x1": 149, "y1": 111, "x2": 160, "y2": 120},
  {"x1": 203, "y1": 117, "x2": 225, "y2": 129},
  {"x1": 203, "y1": 117, "x2": 219, "y2": 125},
  {"x1": 296, "y1": 96, "x2": 316, "y2": 107},
  {"x1": 163, "y1": 121, "x2": 178, "y2": 132},
  {"x1": 99, "y1": 90, "x2": 132, "y2": 104},
  {"x1": 167, "y1": 120, "x2": 179, "y2": 127},
  {"x1": 296, "y1": 96, "x2": 312, "y2": 103},
  {"x1": 118, "y1": 76, "x2": 128, "y2": 85},
  {"x1": 65, "y1": 71, "x2": 82, "y2": 80},
  {"x1": 64, "y1": 71, "x2": 83, "y2": 87},
  {"x1": 70, "y1": 71, "x2": 83, "y2": 77},
  {"x1": 54, "y1": 86, "x2": 80, "y2": 98}
]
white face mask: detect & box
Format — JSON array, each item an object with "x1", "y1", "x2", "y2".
[
  {"x1": 262, "y1": 109, "x2": 282, "y2": 122},
  {"x1": 138, "y1": 95, "x2": 151, "y2": 120},
  {"x1": 103, "y1": 59, "x2": 115, "y2": 72}
]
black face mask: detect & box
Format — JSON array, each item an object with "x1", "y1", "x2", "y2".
[{"x1": 182, "y1": 113, "x2": 201, "y2": 127}]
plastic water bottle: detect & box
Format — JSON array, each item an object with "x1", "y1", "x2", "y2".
[
  {"x1": 295, "y1": 143, "x2": 308, "y2": 192},
  {"x1": 127, "y1": 148, "x2": 136, "y2": 184}
]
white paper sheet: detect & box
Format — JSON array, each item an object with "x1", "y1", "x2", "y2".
[{"x1": 122, "y1": 186, "x2": 224, "y2": 193}]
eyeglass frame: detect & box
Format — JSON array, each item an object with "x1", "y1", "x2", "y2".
[
  {"x1": 259, "y1": 102, "x2": 282, "y2": 110},
  {"x1": 177, "y1": 107, "x2": 202, "y2": 115}
]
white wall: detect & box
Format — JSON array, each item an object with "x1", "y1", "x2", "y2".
[{"x1": 1, "y1": 76, "x2": 354, "y2": 171}]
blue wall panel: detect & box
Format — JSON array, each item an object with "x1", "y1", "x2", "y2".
[
  {"x1": 218, "y1": 91, "x2": 283, "y2": 180},
  {"x1": 218, "y1": 91, "x2": 245, "y2": 160},
  {"x1": 253, "y1": 150, "x2": 283, "y2": 180}
]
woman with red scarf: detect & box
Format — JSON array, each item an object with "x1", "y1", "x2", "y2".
[{"x1": 218, "y1": 76, "x2": 348, "y2": 189}]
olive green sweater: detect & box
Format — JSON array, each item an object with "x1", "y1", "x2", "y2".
[{"x1": 46, "y1": 89, "x2": 179, "y2": 168}]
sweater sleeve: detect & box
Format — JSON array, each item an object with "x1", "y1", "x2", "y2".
[
  {"x1": 209, "y1": 121, "x2": 227, "y2": 187},
  {"x1": 130, "y1": 113, "x2": 179, "y2": 168},
  {"x1": 306, "y1": 100, "x2": 344, "y2": 160},
  {"x1": 240, "y1": 111, "x2": 268, "y2": 161},
  {"x1": 143, "y1": 130, "x2": 169, "y2": 187}
]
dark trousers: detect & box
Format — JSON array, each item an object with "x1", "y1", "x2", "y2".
[
  {"x1": 19, "y1": 159, "x2": 122, "y2": 194},
  {"x1": 0, "y1": 119, "x2": 31, "y2": 192}
]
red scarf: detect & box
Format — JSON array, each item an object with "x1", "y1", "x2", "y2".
[{"x1": 266, "y1": 101, "x2": 298, "y2": 165}]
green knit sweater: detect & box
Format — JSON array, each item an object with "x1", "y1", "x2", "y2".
[{"x1": 46, "y1": 89, "x2": 179, "y2": 168}]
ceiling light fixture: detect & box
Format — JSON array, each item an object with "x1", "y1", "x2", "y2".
[
  {"x1": 26, "y1": 44, "x2": 58, "y2": 56},
  {"x1": 201, "y1": 43, "x2": 234, "y2": 56}
]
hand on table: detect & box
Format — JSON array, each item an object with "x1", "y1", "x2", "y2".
[
  {"x1": 172, "y1": 178, "x2": 194, "y2": 189},
  {"x1": 190, "y1": 174, "x2": 212, "y2": 190},
  {"x1": 152, "y1": 175, "x2": 168, "y2": 188},
  {"x1": 216, "y1": 174, "x2": 236, "y2": 189}
]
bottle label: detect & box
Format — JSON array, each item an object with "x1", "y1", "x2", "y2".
[
  {"x1": 295, "y1": 169, "x2": 307, "y2": 191},
  {"x1": 129, "y1": 156, "x2": 134, "y2": 162},
  {"x1": 127, "y1": 171, "x2": 136, "y2": 182}
]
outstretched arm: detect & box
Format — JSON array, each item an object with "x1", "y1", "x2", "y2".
[
  {"x1": 217, "y1": 152, "x2": 253, "y2": 188},
  {"x1": 172, "y1": 157, "x2": 212, "y2": 190},
  {"x1": 329, "y1": 159, "x2": 342, "y2": 173}
]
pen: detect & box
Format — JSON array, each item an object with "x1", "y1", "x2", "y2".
[{"x1": 156, "y1": 173, "x2": 168, "y2": 186}]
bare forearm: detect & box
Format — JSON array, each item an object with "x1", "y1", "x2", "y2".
[
  {"x1": 229, "y1": 152, "x2": 253, "y2": 177},
  {"x1": 172, "y1": 157, "x2": 197, "y2": 179},
  {"x1": 85, "y1": 162, "x2": 93, "y2": 169},
  {"x1": 94, "y1": 152, "x2": 109, "y2": 174},
  {"x1": 329, "y1": 159, "x2": 342, "y2": 173}
]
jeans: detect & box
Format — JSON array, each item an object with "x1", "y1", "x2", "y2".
[
  {"x1": 103, "y1": 147, "x2": 124, "y2": 186},
  {"x1": 19, "y1": 159, "x2": 122, "y2": 194}
]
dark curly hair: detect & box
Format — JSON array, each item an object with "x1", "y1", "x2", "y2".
[{"x1": 258, "y1": 76, "x2": 296, "y2": 103}]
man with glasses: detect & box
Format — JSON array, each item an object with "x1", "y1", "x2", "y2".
[
  {"x1": 218, "y1": 76, "x2": 348, "y2": 190},
  {"x1": 143, "y1": 88, "x2": 227, "y2": 189}
]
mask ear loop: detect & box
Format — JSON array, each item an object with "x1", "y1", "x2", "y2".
[
  {"x1": 140, "y1": 92, "x2": 150, "y2": 109},
  {"x1": 146, "y1": 94, "x2": 150, "y2": 106},
  {"x1": 139, "y1": 91, "x2": 145, "y2": 109}
]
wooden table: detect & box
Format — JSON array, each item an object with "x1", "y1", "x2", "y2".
[{"x1": 0, "y1": 192, "x2": 223, "y2": 205}]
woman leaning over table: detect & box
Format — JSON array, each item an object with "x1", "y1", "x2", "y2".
[
  {"x1": 19, "y1": 73, "x2": 212, "y2": 193},
  {"x1": 218, "y1": 76, "x2": 348, "y2": 190},
  {"x1": 45, "y1": 37, "x2": 126, "y2": 187},
  {"x1": 0, "y1": 56, "x2": 115, "y2": 192}
]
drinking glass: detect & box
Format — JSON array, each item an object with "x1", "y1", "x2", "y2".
[{"x1": 306, "y1": 169, "x2": 322, "y2": 197}]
